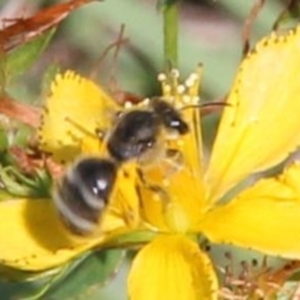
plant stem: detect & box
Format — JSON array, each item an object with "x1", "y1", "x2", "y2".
[{"x1": 163, "y1": 0, "x2": 179, "y2": 69}]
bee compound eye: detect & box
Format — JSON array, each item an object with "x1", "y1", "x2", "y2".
[
  {"x1": 168, "y1": 118, "x2": 189, "y2": 135},
  {"x1": 53, "y1": 158, "x2": 117, "y2": 235},
  {"x1": 151, "y1": 98, "x2": 189, "y2": 135}
]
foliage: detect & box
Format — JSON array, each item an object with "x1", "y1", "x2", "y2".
[{"x1": 0, "y1": 0, "x2": 300, "y2": 300}]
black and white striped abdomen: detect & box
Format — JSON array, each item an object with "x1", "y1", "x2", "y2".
[{"x1": 53, "y1": 158, "x2": 117, "y2": 235}]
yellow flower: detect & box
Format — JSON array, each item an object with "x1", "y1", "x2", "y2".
[
  {"x1": 1, "y1": 25, "x2": 300, "y2": 300},
  {"x1": 0, "y1": 71, "x2": 141, "y2": 271}
]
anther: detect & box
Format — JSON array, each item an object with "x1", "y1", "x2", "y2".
[
  {"x1": 158, "y1": 73, "x2": 167, "y2": 81},
  {"x1": 177, "y1": 85, "x2": 185, "y2": 94},
  {"x1": 171, "y1": 69, "x2": 180, "y2": 78}
]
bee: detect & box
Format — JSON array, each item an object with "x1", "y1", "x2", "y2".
[{"x1": 53, "y1": 97, "x2": 189, "y2": 235}]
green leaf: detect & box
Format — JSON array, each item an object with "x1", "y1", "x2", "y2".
[
  {"x1": 41, "y1": 63, "x2": 61, "y2": 97},
  {"x1": 0, "y1": 250, "x2": 124, "y2": 300},
  {"x1": 5, "y1": 28, "x2": 56, "y2": 80},
  {"x1": 0, "y1": 266, "x2": 64, "y2": 299},
  {"x1": 273, "y1": 0, "x2": 300, "y2": 29},
  {"x1": 45, "y1": 249, "x2": 125, "y2": 299},
  {"x1": 287, "y1": 268, "x2": 300, "y2": 281},
  {"x1": 0, "y1": 128, "x2": 8, "y2": 151},
  {"x1": 0, "y1": 264, "x2": 61, "y2": 282}
]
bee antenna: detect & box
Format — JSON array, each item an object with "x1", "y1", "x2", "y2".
[{"x1": 180, "y1": 101, "x2": 229, "y2": 114}]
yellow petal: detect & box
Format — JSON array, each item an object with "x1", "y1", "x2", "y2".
[
  {"x1": 0, "y1": 160, "x2": 140, "y2": 271},
  {"x1": 0, "y1": 198, "x2": 127, "y2": 271},
  {"x1": 202, "y1": 162, "x2": 300, "y2": 259},
  {"x1": 39, "y1": 71, "x2": 118, "y2": 163},
  {"x1": 137, "y1": 70, "x2": 206, "y2": 232},
  {"x1": 138, "y1": 163, "x2": 206, "y2": 233},
  {"x1": 107, "y1": 161, "x2": 141, "y2": 230},
  {"x1": 128, "y1": 235, "x2": 218, "y2": 300},
  {"x1": 206, "y1": 26, "x2": 300, "y2": 202},
  {"x1": 136, "y1": 118, "x2": 205, "y2": 233}
]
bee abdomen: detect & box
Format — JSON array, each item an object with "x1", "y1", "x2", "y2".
[{"x1": 53, "y1": 158, "x2": 117, "y2": 235}]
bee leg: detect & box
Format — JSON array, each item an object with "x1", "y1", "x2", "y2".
[
  {"x1": 162, "y1": 148, "x2": 184, "y2": 177},
  {"x1": 106, "y1": 190, "x2": 139, "y2": 229},
  {"x1": 137, "y1": 169, "x2": 171, "y2": 206}
]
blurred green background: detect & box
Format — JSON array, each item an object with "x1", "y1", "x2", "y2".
[
  {"x1": 0, "y1": 0, "x2": 298, "y2": 299},
  {"x1": 1, "y1": 0, "x2": 287, "y2": 101}
]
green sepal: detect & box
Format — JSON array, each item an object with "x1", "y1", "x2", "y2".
[{"x1": 0, "y1": 166, "x2": 52, "y2": 198}]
